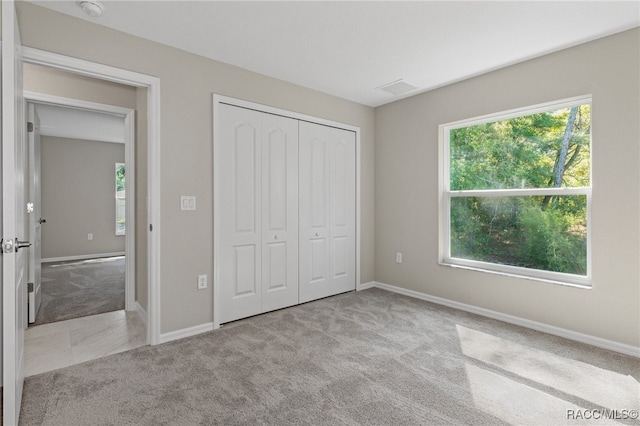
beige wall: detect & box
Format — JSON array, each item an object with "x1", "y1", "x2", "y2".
[
  {"x1": 24, "y1": 63, "x2": 137, "y2": 108},
  {"x1": 41, "y1": 136, "x2": 125, "y2": 259},
  {"x1": 374, "y1": 29, "x2": 640, "y2": 347},
  {"x1": 16, "y1": 2, "x2": 376, "y2": 334}
]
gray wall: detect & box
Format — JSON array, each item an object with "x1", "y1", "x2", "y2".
[
  {"x1": 16, "y1": 2, "x2": 376, "y2": 334},
  {"x1": 374, "y1": 28, "x2": 639, "y2": 347},
  {"x1": 40, "y1": 136, "x2": 125, "y2": 259}
]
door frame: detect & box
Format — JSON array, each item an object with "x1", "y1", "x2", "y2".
[
  {"x1": 21, "y1": 47, "x2": 162, "y2": 345},
  {"x1": 25, "y1": 92, "x2": 137, "y2": 313},
  {"x1": 212, "y1": 94, "x2": 361, "y2": 329}
]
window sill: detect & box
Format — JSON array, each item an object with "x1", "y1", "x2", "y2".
[{"x1": 439, "y1": 259, "x2": 592, "y2": 289}]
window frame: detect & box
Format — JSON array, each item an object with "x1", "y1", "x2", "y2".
[
  {"x1": 115, "y1": 162, "x2": 126, "y2": 236},
  {"x1": 438, "y1": 95, "x2": 592, "y2": 287}
]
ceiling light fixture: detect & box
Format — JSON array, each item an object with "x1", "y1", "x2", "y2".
[
  {"x1": 376, "y1": 79, "x2": 418, "y2": 96},
  {"x1": 78, "y1": 1, "x2": 104, "y2": 18}
]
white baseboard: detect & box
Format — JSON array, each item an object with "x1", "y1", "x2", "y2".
[
  {"x1": 159, "y1": 322, "x2": 215, "y2": 344},
  {"x1": 357, "y1": 281, "x2": 376, "y2": 291},
  {"x1": 133, "y1": 302, "x2": 147, "y2": 327},
  {"x1": 42, "y1": 252, "x2": 125, "y2": 263},
  {"x1": 368, "y1": 281, "x2": 640, "y2": 358}
]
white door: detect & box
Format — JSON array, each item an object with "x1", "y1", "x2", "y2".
[
  {"x1": 260, "y1": 113, "x2": 299, "y2": 313},
  {"x1": 219, "y1": 105, "x2": 262, "y2": 323},
  {"x1": 299, "y1": 122, "x2": 356, "y2": 303},
  {"x1": 218, "y1": 104, "x2": 299, "y2": 323},
  {"x1": 28, "y1": 103, "x2": 42, "y2": 323},
  {"x1": 2, "y1": 1, "x2": 27, "y2": 424}
]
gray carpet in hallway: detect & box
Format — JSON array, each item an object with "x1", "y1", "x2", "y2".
[
  {"x1": 33, "y1": 256, "x2": 125, "y2": 326},
  {"x1": 20, "y1": 288, "x2": 639, "y2": 425}
]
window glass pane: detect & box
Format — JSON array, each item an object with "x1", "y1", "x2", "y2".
[
  {"x1": 115, "y1": 163, "x2": 125, "y2": 235},
  {"x1": 450, "y1": 195, "x2": 587, "y2": 276},
  {"x1": 450, "y1": 104, "x2": 590, "y2": 190},
  {"x1": 116, "y1": 199, "x2": 126, "y2": 234},
  {"x1": 116, "y1": 163, "x2": 125, "y2": 196}
]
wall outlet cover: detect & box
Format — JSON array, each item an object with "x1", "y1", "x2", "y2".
[
  {"x1": 197, "y1": 274, "x2": 207, "y2": 289},
  {"x1": 181, "y1": 196, "x2": 196, "y2": 211}
]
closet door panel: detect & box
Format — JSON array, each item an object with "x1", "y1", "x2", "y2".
[
  {"x1": 300, "y1": 122, "x2": 355, "y2": 303},
  {"x1": 261, "y1": 114, "x2": 299, "y2": 312},
  {"x1": 299, "y1": 126, "x2": 331, "y2": 303},
  {"x1": 330, "y1": 128, "x2": 356, "y2": 295},
  {"x1": 219, "y1": 105, "x2": 262, "y2": 323}
]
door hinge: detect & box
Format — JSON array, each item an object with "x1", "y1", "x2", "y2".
[
  {"x1": 149, "y1": 224, "x2": 153, "y2": 232},
  {"x1": 27, "y1": 122, "x2": 34, "y2": 133}
]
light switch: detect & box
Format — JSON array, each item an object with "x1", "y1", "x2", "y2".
[{"x1": 181, "y1": 196, "x2": 196, "y2": 211}]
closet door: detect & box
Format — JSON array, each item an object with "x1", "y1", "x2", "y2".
[
  {"x1": 219, "y1": 105, "x2": 263, "y2": 323},
  {"x1": 299, "y1": 122, "x2": 356, "y2": 303},
  {"x1": 219, "y1": 104, "x2": 299, "y2": 323},
  {"x1": 260, "y1": 114, "x2": 299, "y2": 312}
]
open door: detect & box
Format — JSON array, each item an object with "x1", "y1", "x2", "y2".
[
  {"x1": 28, "y1": 103, "x2": 42, "y2": 324},
  {"x1": 2, "y1": 1, "x2": 28, "y2": 424}
]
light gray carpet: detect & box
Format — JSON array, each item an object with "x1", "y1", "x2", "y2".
[
  {"x1": 33, "y1": 256, "x2": 125, "y2": 326},
  {"x1": 20, "y1": 288, "x2": 639, "y2": 425}
]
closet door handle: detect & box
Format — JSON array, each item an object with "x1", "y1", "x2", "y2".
[{"x1": 274, "y1": 234, "x2": 279, "y2": 240}]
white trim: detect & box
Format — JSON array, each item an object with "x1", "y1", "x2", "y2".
[
  {"x1": 368, "y1": 281, "x2": 640, "y2": 358},
  {"x1": 212, "y1": 97, "x2": 221, "y2": 330},
  {"x1": 23, "y1": 91, "x2": 133, "y2": 116},
  {"x1": 22, "y1": 47, "x2": 162, "y2": 345},
  {"x1": 449, "y1": 187, "x2": 590, "y2": 197},
  {"x1": 134, "y1": 301, "x2": 148, "y2": 326},
  {"x1": 41, "y1": 252, "x2": 125, "y2": 264},
  {"x1": 356, "y1": 281, "x2": 376, "y2": 291},
  {"x1": 443, "y1": 95, "x2": 593, "y2": 130},
  {"x1": 215, "y1": 95, "x2": 361, "y2": 134},
  {"x1": 159, "y1": 322, "x2": 215, "y2": 344},
  {"x1": 212, "y1": 94, "x2": 362, "y2": 330}
]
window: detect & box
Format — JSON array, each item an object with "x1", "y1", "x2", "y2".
[
  {"x1": 440, "y1": 97, "x2": 591, "y2": 286},
  {"x1": 116, "y1": 162, "x2": 126, "y2": 235}
]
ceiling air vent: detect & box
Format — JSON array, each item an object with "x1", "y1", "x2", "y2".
[{"x1": 376, "y1": 79, "x2": 418, "y2": 95}]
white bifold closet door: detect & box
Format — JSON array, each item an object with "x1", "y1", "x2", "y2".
[
  {"x1": 218, "y1": 104, "x2": 299, "y2": 323},
  {"x1": 299, "y1": 121, "x2": 356, "y2": 303}
]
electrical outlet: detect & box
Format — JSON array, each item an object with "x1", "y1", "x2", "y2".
[
  {"x1": 197, "y1": 274, "x2": 207, "y2": 290},
  {"x1": 396, "y1": 252, "x2": 403, "y2": 263},
  {"x1": 88, "y1": 233, "x2": 93, "y2": 241}
]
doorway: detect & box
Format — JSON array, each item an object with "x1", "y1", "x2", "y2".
[
  {"x1": 22, "y1": 87, "x2": 145, "y2": 376},
  {"x1": 25, "y1": 96, "x2": 135, "y2": 327},
  {"x1": 20, "y1": 48, "x2": 162, "y2": 346}
]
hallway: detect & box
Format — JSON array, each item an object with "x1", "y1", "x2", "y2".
[{"x1": 25, "y1": 309, "x2": 146, "y2": 377}]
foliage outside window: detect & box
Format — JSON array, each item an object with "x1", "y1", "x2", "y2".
[
  {"x1": 116, "y1": 162, "x2": 126, "y2": 236},
  {"x1": 440, "y1": 97, "x2": 591, "y2": 286}
]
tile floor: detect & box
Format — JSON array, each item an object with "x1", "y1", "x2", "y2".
[{"x1": 24, "y1": 310, "x2": 147, "y2": 377}]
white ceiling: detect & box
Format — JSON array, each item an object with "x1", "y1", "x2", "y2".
[{"x1": 27, "y1": 1, "x2": 640, "y2": 107}]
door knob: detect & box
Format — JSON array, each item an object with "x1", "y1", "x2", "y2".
[
  {"x1": 274, "y1": 234, "x2": 279, "y2": 240},
  {"x1": 315, "y1": 232, "x2": 320, "y2": 237},
  {"x1": 16, "y1": 240, "x2": 32, "y2": 252}
]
